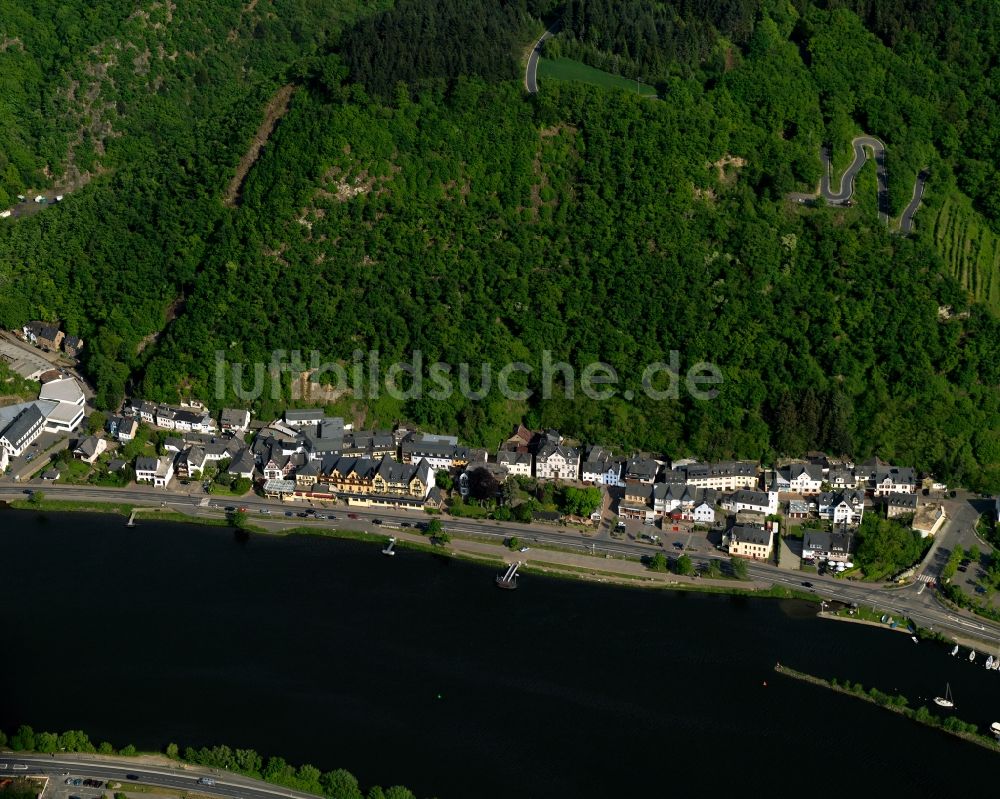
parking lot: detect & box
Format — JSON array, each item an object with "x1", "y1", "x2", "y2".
[
  {"x1": 3, "y1": 430, "x2": 70, "y2": 481},
  {"x1": 44, "y1": 774, "x2": 108, "y2": 799}
]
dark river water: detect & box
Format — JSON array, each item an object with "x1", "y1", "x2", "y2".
[{"x1": 2, "y1": 509, "x2": 999, "y2": 797}]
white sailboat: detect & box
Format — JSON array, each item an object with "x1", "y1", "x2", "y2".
[
  {"x1": 933, "y1": 683, "x2": 955, "y2": 708},
  {"x1": 969, "y1": 649, "x2": 977, "y2": 663},
  {"x1": 950, "y1": 644, "x2": 959, "y2": 656}
]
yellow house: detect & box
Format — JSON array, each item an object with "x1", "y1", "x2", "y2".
[{"x1": 727, "y1": 523, "x2": 775, "y2": 561}]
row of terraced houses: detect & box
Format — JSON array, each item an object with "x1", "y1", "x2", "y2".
[{"x1": 113, "y1": 402, "x2": 931, "y2": 553}]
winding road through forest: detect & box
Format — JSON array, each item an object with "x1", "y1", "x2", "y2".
[
  {"x1": 524, "y1": 23, "x2": 559, "y2": 94},
  {"x1": 788, "y1": 135, "x2": 927, "y2": 233}
]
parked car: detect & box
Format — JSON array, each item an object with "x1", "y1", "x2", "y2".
[
  {"x1": 801, "y1": 581, "x2": 814, "y2": 588},
  {"x1": 347, "y1": 513, "x2": 359, "y2": 519},
  {"x1": 519, "y1": 546, "x2": 530, "y2": 553},
  {"x1": 259, "y1": 508, "x2": 270, "y2": 514},
  {"x1": 372, "y1": 518, "x2": 383, "y2": 525}
]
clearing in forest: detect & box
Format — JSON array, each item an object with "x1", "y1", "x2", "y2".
[{"x1": 223, "y1": 83, "x2": 295, "y2": 207}]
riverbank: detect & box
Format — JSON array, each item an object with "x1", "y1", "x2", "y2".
[
  {"x1": 774, "y1": 663, "x2": 1000, "y2": 753},
  {"x1": 2, "y1": 499, "x2": 812, "y2": 604}
]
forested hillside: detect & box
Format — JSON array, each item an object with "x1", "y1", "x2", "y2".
[
  {"x1": 0, "y1": 0, "x2": 390, "y2": 405},
  {"x1": 545, "y1": 0, "x2": 1000, "y2": 279},
  {"x1": 1, "y1": 0, "x2": 998, "y2": 491},
  {"x1": 338, "y1": 0, "x2": 537, "y2": 100}
]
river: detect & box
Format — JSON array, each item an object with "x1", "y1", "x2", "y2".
[{"x1": 2, "y1": 509, "x2": 998, "y2": 796}]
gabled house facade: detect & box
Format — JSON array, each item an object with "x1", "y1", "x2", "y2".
[
  {"x1": 883, "y1": 492, "x2": 918, "y2": 518},
  {"x1": 721, "y1": 488, "x2": 778, "y2": 516},
  {"x1": 497, "y1": 450, "x2": 533, "y2": 477},
  {"x1": 534, "y1": 442, "x2": 580, "y2": 481},
  {"x1": 802, "y1": 530, "x2": 855, "y2": 564},
  {"x1": 0, "y1": 404, "x2": 45, "y2": 458},
  {"x1": 727, "y1": 523, "x2": 775, "y2": 560},
  {"x1": 817, "y1": 489, "x2": 865, "y2": 525},
  {"x1": 683, "y1": 461, "x2": 758, "y2": 491},
  {"x1": 785, "y1": 463, "x2": 824, "y2": 495}
]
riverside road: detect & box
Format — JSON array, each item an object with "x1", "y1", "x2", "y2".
[
  {"x1": 2, "y1": 482, "x2": 998, "y2": 647},
  {"x1": 0, "y1": 754, "x2": 321, "y2": 799}
]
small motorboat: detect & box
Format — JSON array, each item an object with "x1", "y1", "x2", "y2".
[
  {"x1": 987, "y1": 655, "x2": 995, "y2": 670},
  {"x1": 991, "y1": 721, "x2": 1000, "y2": 739},
  {"x1": 911, "y1": 636, "x2": 919, "y2": 643},
  {"x1": 950, "y1": 645, "x2": 959, "y2": 656},
  {"x1": 933, "y1": 683, "x2": 955, "y2": 708},
  {"x1": 970, "y1": 650, "x2": 977, "y2": 663}
]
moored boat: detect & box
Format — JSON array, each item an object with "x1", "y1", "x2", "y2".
[
  {"x1": 987, "y1": 655, "x2": 995, "y2": 670},
  {"x1": 933, "y1": 682, "x2": 955, "y2": 708},
  {"x1": 969, "y1": 650, "x2": 977, "y2": 662},
  {"x1": 950, "y1": 644, "x2": 959, "y2": 656}
]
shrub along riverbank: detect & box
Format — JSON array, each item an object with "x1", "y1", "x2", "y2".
[
  {"x1": 0, "y1": 727, "x2": 424, "y2": 799},
  {"x1": 773, "y1": 664, "x2": 1000, "y2": 753}
]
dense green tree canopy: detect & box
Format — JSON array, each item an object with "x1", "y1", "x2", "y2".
[{"x1": 0, "y1": 0, "x2": 997, "y2": 494}]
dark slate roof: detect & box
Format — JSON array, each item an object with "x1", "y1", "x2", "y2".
[
  {"x1": 803, "y1": 530, "x2": 854, "y2": 555},
  {"x1": 661, "y1": 469, "x2": 687, "y2": 485},
  {"x1": 624, "y1": 484, "x2": 654, "y2": 502},
  {"x1": 535, "y1": 442, "x2": 580, "y2": 461},
  {"x1": 886, "y1": 492, "x2": 918, "y2": 508},
  {"x1": 731, "y1": 489, "x2": 771, "y2": 506},
  {"x1": 27, "y1": 320, "x2": 61, "y2": 341},
  {"x1": 788, "y1": 462, "x2": 824, "y2": 481},
  {"x1": 228, "y1": 449, "x2": 256, "y2": 475},
  {"x1": 401, "y1": 439, "x2": 469, "y2": 458},
  {"x1": 284, "y1": 409, "x2": 325, "y2": 424},
  {"x1": 0, "y1": 404, "x2": 44, "y2": 447},
  {"x1": 75, "y1": 436, "x2": 101, "y2": 458},
  {"x1": 730, "y1": 525, "x2": 772, "y2": 546},
  {"x1": 135, "y1": 455, "x2": 158, "y2": 472},
  {"x1": 296, "y1": 459, "x2": 320, "y2": 477},
  {"x1": 498, "y1": 450, "x2": 532, "y2": 467},
  {"x1": 220, "y1": 408, "x2": 250, "y2": 426},
  {"x1": 625, "y1": 457, "x2": 660, "y2": 479},
  {"x1": 686, "y1": 460, "x2": 757, "y2": 479}
]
